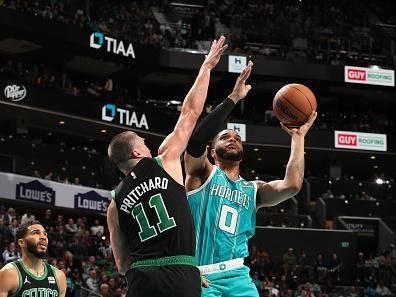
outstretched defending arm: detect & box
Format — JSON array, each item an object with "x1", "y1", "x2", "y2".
[
  {"x1": 157, "y1": 36, "x2": 228, "y2": 184},
  {"x1": 185, "y1": 61, "x2": 253, "y2": 191},
  {"x1": 256, "y1": 111, "x2": 317, "y2": 208}
]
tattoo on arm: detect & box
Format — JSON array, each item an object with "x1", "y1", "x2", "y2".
[{"x1": 285, "y1": 157, "x2": 304, "y2": 185}]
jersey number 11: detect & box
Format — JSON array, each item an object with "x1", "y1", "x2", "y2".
[{"x1": 132, "y1": 194, "x2": 176, "y2": 242}]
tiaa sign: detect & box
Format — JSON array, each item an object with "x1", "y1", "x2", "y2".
[{"x1": 90, "y1": 32, "x2": 136, "y2": 59}]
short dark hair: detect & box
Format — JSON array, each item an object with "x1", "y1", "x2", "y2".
[
  {"x1": 108, "y1": 131, "x2": 138, "y2": 165},
  {"x1": 16, "y1": 220, "x2": 43, "y2": 240},
  {"x1": 211, "y1": 129, "x2": 239, "y2": 149}
]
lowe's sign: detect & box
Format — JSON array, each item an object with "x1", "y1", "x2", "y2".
[
  {"x1": 102, "y1": 104, "x2": 149, "y2": 130},
  {"x1": 75, "y1": 191, "x2": 108, "y2": 214},
  {"x1": 0, "y1": 172, "x2": 110, "y2": 211},
  {"x1": 90, "y1": 32, "x2": 136, "y2": 59},
  {"x1": 16, "y1": 180, "x2": 55, "y2": 205}
]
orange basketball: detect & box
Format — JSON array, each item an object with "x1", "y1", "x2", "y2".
[{"x1": 273, "y1": 83, "x2": 317, "y2": 127}]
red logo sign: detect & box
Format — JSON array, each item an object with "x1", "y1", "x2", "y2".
[
  {"x1": 338, "y1": 134, "x2": 357, "y2": 146},
  {"x1": 348, "y1": 69, "x2": 366, "y2": 81}
]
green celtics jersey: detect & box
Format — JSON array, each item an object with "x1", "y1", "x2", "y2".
[{"x1": 10, "y1": 259, "x2": 60, "y2": 297}]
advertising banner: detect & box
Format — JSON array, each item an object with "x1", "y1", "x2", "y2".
[
  {"x1": 0, "y1": 76, "x2": 33, "y2": 103},
  {"x1": 16, "y1": 180, "x2": 56, "y2": 206},
  {"x1": 89, "y1": 32, "x2": 136, "y2": 59},
  {"x1": 101, "y1": 103, "x2": 149, "y2": 130},
  {"x1": 228, "y1": 55, "x2": 247, "y2": 73},
  {"x1": 344, "y1": 66, "x2": 395, "y2": 87},
  {"x1": 0, "y1": 172, "x2": 110, "y2": 212},
  {"x1": 3, "y1": 84, "x2": 27, "y2": 102},
  {"x1": 335, "y1": 130, "x2": 387, "y2": 152},
  {"x1": 339, "y1": 217, "x2": 379, "y2": 255},
  {"x1": 74, "y1": 190, "x2": 109, "y2": 214}
]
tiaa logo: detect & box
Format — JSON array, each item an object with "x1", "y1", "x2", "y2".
[
  {"x1": 89, "y1": 32, "x2": 136, "y2": 59},
  {"x1": 4, "y1": 85, "x2": 27, "y2": 102}
]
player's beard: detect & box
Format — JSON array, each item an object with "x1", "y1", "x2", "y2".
[
  {"x1": 26, "y1": 240, "x2": 47, "y2": 259},
  {"x1": 215, "y1": 146, "x2": 243, "y2": 161}
]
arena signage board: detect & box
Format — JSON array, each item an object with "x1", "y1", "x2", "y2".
[
  {"x1": 101, "y1": 103, "x2": 149, "y2": 130},
  {"x1": 16, "y1": 180, "x2": 55, "y2": 205},
  {"x1": 335, "y1": 130, "x2": 387, "y2": 152},
  {"x1": 74, "y1": 191, "x2": 109, "y2": 214},
  {"x1": 90, "y1": 32, "x2": 136, "y2": 59},
  {"x1": 344, "y1": 66, "x2": 394, "y2": 87},
  {"x1": 3, "y1": 84, "x2": 27, "y2": 102},
  {"x1": 339, "y1": 217, "x2": 379, "y2": 253},
  {"x1": 0, "y1": 172, "x2": 110, "y2": 211},
  {"x1": 228, "y1": 55, "x2": 247, "y2": 73}
]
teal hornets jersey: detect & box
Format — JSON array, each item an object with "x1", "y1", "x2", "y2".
[{"x1": 188, "y1": 166, "x2": 257, "y2": 265}]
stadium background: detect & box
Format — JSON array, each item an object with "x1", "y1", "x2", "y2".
[{"x1": 0, "y1": 0, "x2": 395, "y2": 296}]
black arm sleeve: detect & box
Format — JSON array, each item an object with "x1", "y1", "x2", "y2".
[{"x1": 186, "y1": 98, "x2": 236, "y2": 157}]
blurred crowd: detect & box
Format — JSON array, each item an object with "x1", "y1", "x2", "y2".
[
  {"x1": 0, "y1": 130, "x2": 110, "y2": 190},
  {"x1": 0, "y1": 204, "x2": 395, "y2": 297},
  {"x1": 1, "y1": 0, "x2": 395, "y2": 66},
  {"x1": 2, "y1": 57, "x2": 395, "y2": 134},
  {"x1": 248, "y1": 245, "x2": 396, "y2": 297},
  {"x1": 255, "y1": 109, "x2": 395, "y2": 134},
  {"x1": 1, "y1": 0, "x2": 171, "y2": 48},
  {"x1": 0, "y1": 58, "x2": 133, "y2": 106},
  {"x1": 201, "y1": 0, "x2": 395, "y2": 66}
]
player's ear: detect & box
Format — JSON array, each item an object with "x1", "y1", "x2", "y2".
[
  {"x1": 210, "y1": 148, "x2": 216, "y2": 159},
  {"x1": 18, "y1": 238, "x2": 24, "y2": 248},
  {"x1": 132, "y1": 149, "x2": 141, "y2": 158}
]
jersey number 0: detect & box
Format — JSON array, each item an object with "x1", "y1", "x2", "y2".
[
  {"x1": 218, "y1": 204, "x2": 239, "y2": 234},
  {"x1": 132, "y1": 194, "x2": 176, "y2": 242}
]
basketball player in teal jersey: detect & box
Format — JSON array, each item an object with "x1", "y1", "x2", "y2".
[
  {"x1": 0, "y1": 220, "x2": 66, "y2": 297},
  {"x1": 185, "y1": 62, "x2": 317, "y2": 297}
]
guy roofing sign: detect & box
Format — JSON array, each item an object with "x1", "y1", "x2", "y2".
[
  {"x1": 345, "y1": 66, "x2": 394, "y2": 87},
  {"x1": 335, "y1": 130, "x2": 387, "y2": 152}
]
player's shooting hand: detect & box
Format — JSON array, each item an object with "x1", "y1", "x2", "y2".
[
  {"x1": 202, "y1": 36, "x2": 228, "y2": 70},
  {"x1": 281, "y1": 111, "x2": 317, "y2": 137},
  {"x1": 228, "y1": 61, "x2": 253, "y2": 103},
  {"x1": 202, "y1": 276, "x2": 210, "y2": 288}
]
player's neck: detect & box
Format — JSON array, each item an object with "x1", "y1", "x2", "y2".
[
  {"x1": 216, "y1": 161, "x2": 240, "y2": 181},
  {"x1": 22, "y1": 254, "x2": 45, "y2": 276}
]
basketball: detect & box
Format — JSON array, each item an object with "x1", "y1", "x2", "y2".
[{"x1": 273, "y1": 83, "x2": 317, "y2": 127}]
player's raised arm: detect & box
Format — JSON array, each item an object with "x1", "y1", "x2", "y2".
[
  {"x1": 185, "y1": 61, "x2": 253, "y2": 191},
  {"x1": 157, "y1": 36, "x2": 227, "y2": 182},
  {"x1": 159, "y1": 37, "x2": 227, "y2": 158},
  {"x1": 256, "y1": 111, "x2": 317, "y2": 208}
]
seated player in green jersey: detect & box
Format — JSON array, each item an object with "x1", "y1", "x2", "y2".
[{"x1": 0, "y1": 221, "x2": 66, "y2": 297}]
